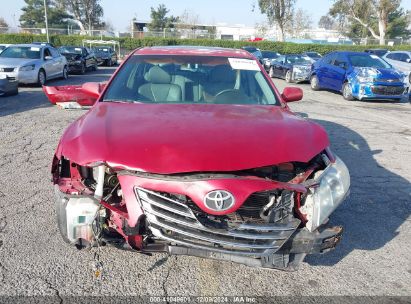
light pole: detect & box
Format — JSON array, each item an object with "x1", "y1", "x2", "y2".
[{"x1": 43, "y1": 0, "x2": 50, "y2": 43}]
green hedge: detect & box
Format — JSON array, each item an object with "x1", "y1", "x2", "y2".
[{"x1": 0, "y1": 33, "x2": 410, "y2": 55}]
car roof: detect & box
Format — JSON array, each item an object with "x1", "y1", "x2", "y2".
[
  {"x1": 135, "y1": 46, "x2": 254, "y2": 58},
  {"x1": 11, "y1": 44, "x2": 47, "y2": 49}
]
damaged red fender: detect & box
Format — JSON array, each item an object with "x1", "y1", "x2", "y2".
[{"x1": 43, "y1": 82, "x2": 107, "y2": 107}]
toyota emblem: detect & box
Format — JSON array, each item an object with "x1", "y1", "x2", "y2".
[{"x1": 204, "y1": 190, "x2": 235, "y2": 211}]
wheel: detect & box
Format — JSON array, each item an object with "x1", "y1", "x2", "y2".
[
  {"x1": 269, "y1": 67, "x2": 274, "y2": 78},
  {"x1": 92, "y1": 64, "x2": 98, "y2": 71},
  {"x1": 37, "y1": 69, "x2": 46, "y2": 86},
  {"x1": 80, "y1": 63, "x2": 86, "y2": 75},
  {"x1": 285, "y1": 70, "x2": 292, "y2": 83},
  {"x1": 342, "y1": 82, "x2": 354, "y2": 101},
  {"x1": 108, "y1": 59, "x2": 113, "y2": 67},
  {"x1": 62, "y1": 66, "x2": 69, "y2": 80},
  {"x1": 310, "y1": 75, "x2": 320, "y2": 91}
]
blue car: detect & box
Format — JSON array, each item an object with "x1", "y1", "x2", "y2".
[{"x1": 310, "y1": 51, "x2": 408, "y2": 101}]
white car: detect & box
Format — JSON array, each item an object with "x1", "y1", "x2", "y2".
[
  {"x1": 383, "y1": 51, "x2": 411, "y2": 84},
  {"x1": 0, "y1": 44, "x2": 68, "y2": 85}
]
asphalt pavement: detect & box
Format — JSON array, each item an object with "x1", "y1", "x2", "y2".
[{"x1": 0, "y1": 67, "x2": 410, "y2": 300}]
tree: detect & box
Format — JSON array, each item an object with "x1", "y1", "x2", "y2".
[
  {"x1": 148, "y1": 4, "x2": 179, "y2": 32},
  {"x1": 319, "y1": 15, "x2": 337, "y2": 30},
  {"x1": 329, "y1": 0, "x2": 405, "y2": 45},
  {"x1": 56, "y1": 0, "x2": 105, "y2": 32},
  {"x1": 256, "y1": 0, "x2": 296, "y2": 42},
  {"x1": 19, "y1": 0, "x2": 72, "y2": 28},
  {"x1": 0, "y1": 17, "x2": 8, "y2": 33},
  {"x1": 288, "y1": 8, "x2": 312, "y2": 38}
]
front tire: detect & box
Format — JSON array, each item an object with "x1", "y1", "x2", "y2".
[
  {"x1": 37, "y1": 69, "x2": 46, "y2": 86},
  {"x1": 310, "y1": 75, "x2": 320, "y2": 91},
  {"x1": 342, "y1": 82, "x2": 354, "y2": 101},
  {"x1": 62, "y1": 66, "x2": 69, "y2": 80},
  {"x1": 269, "y1": 67, "x2": 275, "y2": 78},
  {"x1": 285, "y1": 70, "x2": 292, "y2": 83}
]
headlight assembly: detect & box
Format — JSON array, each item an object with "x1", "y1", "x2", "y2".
[
  {"x1": 19, "y1": 64, "x2": 35, "y2": 72},
  {"x1": 357, "y1": 76, "x2": 374, "y2": 83},
  {"x1": 301, "y1": 156, "x2": 350, "y2": 232}
]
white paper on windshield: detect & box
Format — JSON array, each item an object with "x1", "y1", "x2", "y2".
[
  {"x1": 30, "y1": 47, "x2": 40, "y2": 51},
  {"x1": 370, "y1": 55, "x2": 380, "y2": 59},
  {"x1": 228, "y1": 58, "x2": 260, "y2": 71},
  {"x1": 75, "y1": 48, "x2": 82, "y2": 51}
]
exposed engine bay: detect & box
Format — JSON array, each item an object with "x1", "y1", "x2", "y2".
[{"x1": 52, "y1": 148, "x2": 349, "y2": 270}]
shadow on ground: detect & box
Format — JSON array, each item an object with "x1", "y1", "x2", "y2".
[{"x1": 300, "y1": 114, "x2": 411, "y2": 266}]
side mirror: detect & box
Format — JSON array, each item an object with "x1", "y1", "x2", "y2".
[
  {"x1": 406, "y1": 58, "x2": 411, "y2": 63},
  {"x1": 44, "y1": 56, "x2": 53, "y2": 60},
  {"x1": 82, "y1": 82, "x2": 106, "y2": 99},
  {"x1": 281, "y1": 87, "x2": 303, "y2": 103}
]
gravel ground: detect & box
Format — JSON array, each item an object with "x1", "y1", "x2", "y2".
[{"x1": 0, "y1": 67, "x2": 410, "y2": 300}]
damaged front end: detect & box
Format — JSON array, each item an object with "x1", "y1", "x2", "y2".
[
  {"x1": 51, "y1": 148, "x2": 350, "y2": 270},
  {"x1": 348, "y1": 67, "x2": 408, "y2": 101}
]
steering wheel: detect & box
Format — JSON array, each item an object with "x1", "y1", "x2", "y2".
[{"x1": 213, "y1": 89, "x2": 251, "y2": 104}]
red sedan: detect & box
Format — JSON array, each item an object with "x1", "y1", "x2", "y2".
[{"x1": 47, "y1": 46, "x2": 350, "y2": 270}]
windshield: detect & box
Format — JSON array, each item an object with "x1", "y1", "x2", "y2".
[
  {"x1": 103, "y1": 55, "x2": 280, "y2": 105},
  {"x1": 285, "y1": 55, "x2": 312, "y2": 65},
  {"x1": 59, "y1": 46, "x2": 83, "y2": 54},
  {"x1": 348, "y1": 54, "x2": 391, "y2": 68},
  {"x1": 0, "y1": 46, "x2": 41, "y2": 59}
]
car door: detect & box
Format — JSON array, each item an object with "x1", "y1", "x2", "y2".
[
  {"x1": 316, "y1": 53, "x2": 337, "y2": 90},
  {"x1": 50, "y1": 47, "x2": 65, "y2": 77},
  {"x1": 329, "y1": 53, "x2": 349, "y2": 91},
  {"x1": 398, "y1": 53, "x2": 411, "y2": 72},
  {"x1": 271, "y1": 56, "x2": 285, "y2": 77},
  {"x1": 42, "y1": 47, "x2": 56, "y2": 78}
]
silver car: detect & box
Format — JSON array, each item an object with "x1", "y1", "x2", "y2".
[
  {"x1": 383, "y1": 51, "x2": 411, "y2": 84},
  {"x1": 0, "y1": 44, "x2": 68, "y2": 85}
]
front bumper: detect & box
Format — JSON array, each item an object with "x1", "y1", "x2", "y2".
[
  {"x1": 68, "y1": 62, "x2": 84, "y2": 72},
  {"x1": 292, "y1": 70, "x2": 311, "y2": 83},
  {"x1": 352, "y1": 83, "x2": 408, "y2": 101},
  {"x1": 135, "y1": 187, "x2": 342, "y2": 270},
  {"x1": 0, "y1": 69, "x2": 38, "y2": 84}
]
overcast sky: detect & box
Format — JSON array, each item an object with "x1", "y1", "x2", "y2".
[{"x1": 2, "y1": 0, "x2": 411, "y2": 31}]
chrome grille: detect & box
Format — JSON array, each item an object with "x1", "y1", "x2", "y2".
[
  {"x1": 135, "y1": 187, "x2": 300, "y2": 257},
  {"x1": 0, "y1": 68, "x2": 15, "y2": 73}
]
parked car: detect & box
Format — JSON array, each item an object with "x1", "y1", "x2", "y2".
[
  {"x1": 93, "y1": 47, "x2": 118, "y2": 66},
  {"x1": 310, "y1": 51, "x2": 408, "y2": 101},
  {"x1": 59, "y1": 46, "x2": 98, "y2": 74},
  {"x1": 0, "y1": 44, "x2": 68, "y2": 85},
  {"x1": 269, "y1": 54, "x2": 312, "y2": 83},
  {"x1": 241, "y1": 46, "x2": 263, "y2": 63},
  {"x1": 0, "y1": 44, "x2": 11, "y2": 54},
  {"x1": 365, "y1": 49, "x2": 388, "y2": 57},
  {"x1": 0, "y1": 74, "x2": 18, "y2": 96},
  {"x1": 383, "y1": 51, "x2": 411, "y2": 94},
  {"x1": 46, "y1": 46, "x2": 350, "y2": 271},
  {"x1": 302, "y1": 51, "x2": 322, "y2": 62},
  {"x1": 261, "y1": 50, "x2": 281, "y2": 72},
  {"x1": 383, "y1": 51, "x2": 411, "y2": 74}
]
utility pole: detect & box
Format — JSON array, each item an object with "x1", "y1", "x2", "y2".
[{"x1": 43, "y1": 0, "x2": 50, "y2": 43}]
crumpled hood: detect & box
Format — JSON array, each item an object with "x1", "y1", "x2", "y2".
[
  {"x1": 56, "y1": 103, "x2": 329, "y2": 174},
  {"x1": 62, "y1": 53, "x2": 81, "y2": 61},
  {"x1": 0, "y1": 58, "x2": 38, "y2": 68}
]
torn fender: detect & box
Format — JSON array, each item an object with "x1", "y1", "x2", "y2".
[{"x1": 43, "y1": 82, "x2": 107, "y2": 107}]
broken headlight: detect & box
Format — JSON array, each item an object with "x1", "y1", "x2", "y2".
[{"x1": 302, "y1": 156, "x2": 350, "y2": 232}]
